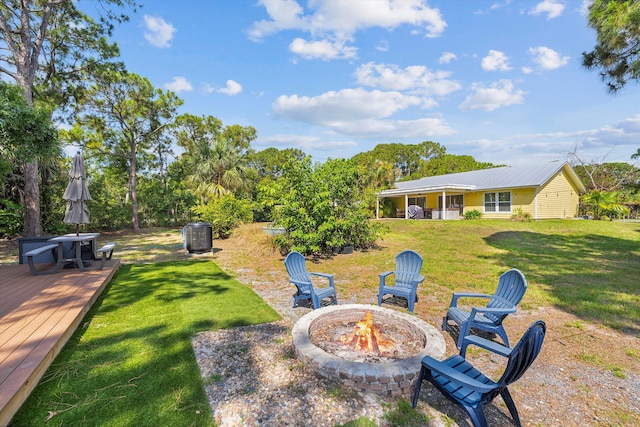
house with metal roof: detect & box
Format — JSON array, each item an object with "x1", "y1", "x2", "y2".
[{"x1": 376, "y1": 161, "x2": 586, "y2": 220}]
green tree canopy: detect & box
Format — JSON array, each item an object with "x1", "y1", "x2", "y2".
[
  {"x1": 172, "y1": 114, "x2": 255, "y2": 204},
  {"x1": 418, "y1": 154, "x2": 499, "y2": 177},
  {"x1": 0, "y1": 0, "x2": 138, "y2": 235},
  {"x1": 583, "y1": 0, "x2": 640, "y2": 92},
  {"x1": 62, "y1": 71, "x2": 183, "y2": 231},
  {"x1": 574, "y1": 161, "x2": 640, "y2": 192},
  {"x1": 352, "y1": 140, "x2": 445, "y2": 181},
  {"x1": 0, "y1": 82, "x2": 58, "y2": 164}
]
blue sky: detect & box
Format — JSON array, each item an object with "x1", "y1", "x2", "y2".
[{"x1": 92, "y1": 0, "x2": 640, "y2": 167}]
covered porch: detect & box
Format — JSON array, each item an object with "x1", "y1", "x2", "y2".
[{"x1": 376, "y1": 184, "x2": 475, "y2": 220}]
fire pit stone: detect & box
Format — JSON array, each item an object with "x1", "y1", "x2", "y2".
[{"x1": 292, "y1": 304, "x2": 446, "y2": 397}]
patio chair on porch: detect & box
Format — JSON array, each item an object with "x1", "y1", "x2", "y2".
[
  {"x1": 442, "y1": 268, "x2": 527, "y2": 349},
  {"x1": 378, "y1": 250, "x2": 424, "y2": 313},
  {"x1": 284, "y1": 251, "x2": 338, "y2": 309},
  {"x1": 412, "y1": 320, "x2": 547, "y2": 427}
]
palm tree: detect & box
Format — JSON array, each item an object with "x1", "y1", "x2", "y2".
[
  {"x1": 581, "y1": 190, "x2": 630, "y2": 220},
  {"x1": 185, "y1": 136, "x2": 250, "y2": 204}
]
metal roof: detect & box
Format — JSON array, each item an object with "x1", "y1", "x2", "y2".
[{"x1": 379, "y1": 161, "x2": 586, "y2": 196}]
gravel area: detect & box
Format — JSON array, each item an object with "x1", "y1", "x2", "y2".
[
  {"x1": 192, "y1": 272, "x2": 450, "y2": 427},
  {"x1": 192, "y1": 262, "x2": 640, "y2": 427}
]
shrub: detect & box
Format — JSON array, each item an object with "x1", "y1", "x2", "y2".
[
  {"x1": 510, "y1": 207, "x2": 532, "y2": 222},
  {"x1": 463, "y1": 209, "x2": 482, "y2": 220},
  {"x1": 0, "y1": 198, "x2": 22, "y2": 237},
  {"x1": 192, "y1": 194, "x2": 253, "y2": 239},
  {"x1": 273, "y1": 157, "x2": 386, "y2": 255}
]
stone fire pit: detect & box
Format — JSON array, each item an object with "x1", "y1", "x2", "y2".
[{"x1": 292, "y1": 304, "x2": 446, "y2": 397}]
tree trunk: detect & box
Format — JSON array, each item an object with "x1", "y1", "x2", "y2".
[
  {"x1": 18, "y1": 60, "x2": 41, "y2": 236},
  {"x1": 24, "y1": 161, "x2": 41, "y2": 236},
  {"x1": 129, "y1": 146, "x2": 140, "y2": 232}
]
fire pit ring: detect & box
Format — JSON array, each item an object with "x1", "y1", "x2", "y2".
[{"x1": 292, "y1": 304, "x2": 446, "y2": 397}]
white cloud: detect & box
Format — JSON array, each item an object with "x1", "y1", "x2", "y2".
[
  {"x1": 218, "y1": 80, "x2": 243, "y2": 96},
  {"x1": 273, "y1": 88, "x2": 422, "y2": 124},
  {"x1": 289, "y1": 37, "x2": 357, "y2": 60},
  {"x1": 330, "y1": 117, "x2": 456, "y2": 139},
  {"x1": 354, "y1": 62, "x2": 461, "y2": 99},
  {"x1": 580, "y1": 0, "x2": 592, "y2": 16},
  {"x1": 481, "y1": 50, "x2": 511, "y2": 71},
  {"x1": 474, "y1": 0, "x2": 512, "y2": 15},
  {"x1": 246, "y1": 0, "x2": 307, "y2": 41},
  {"x1": 250, "y1": 0, "x2": 446, "y2": 39},
  {"x1": 271, "y1": 87, "x2": 455, "y2": 139},
  {"x1": 459, "y1": 79, "x2": 526, "y2": 111},
  {"x1": 164, "y1": 76, "x2": 192, "y2": 93},
  {"x1": 376, "y1": 40, "x2": 390, "y2": 52},
  {"x1": 439, "y1": 52, "x2": 457, "y2": 64},
  {"x1": 202, "y1": 80, "x2": 243, "y2": 96},
  {"x1": 248, "y1": 0, "x2": 446, "y2": 60},
  {"x1": 528, "y1": 46, "x2": 570, "y2": 70},
  {"x1": 256, "y1": 134, "x2": 358, "y2": 151},
  {"x1": 529, "y1": 0, "x2": 565, "y2": 20},
  {"x1": 143, "y1": 15, "x2": 176, "y2": 48},
  {"x1": 457, "y1": 115, "x2": 640, "y2": 166}
]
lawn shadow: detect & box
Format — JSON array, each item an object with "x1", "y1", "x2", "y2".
[
  {"x1": 484, "y1": 230, "x2": 639, "y2": 334},
  {"x1": 97, "y1": 260, "x2": 236, "y2": 313}
]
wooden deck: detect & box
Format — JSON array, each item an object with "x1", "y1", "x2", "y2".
[{"x1": 0, "y1": 259, "x2": 120, "y2": 426}]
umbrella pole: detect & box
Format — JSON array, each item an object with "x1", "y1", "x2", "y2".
[{"x1": 75, "y1": 224, "x2": 79, "y2": 236}]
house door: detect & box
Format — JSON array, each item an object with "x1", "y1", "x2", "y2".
[
  {"x1": 438, "y1": 195, "x2": 464, "y2": 215},
  {"x1": 408, "y1": 197, "x2": 426, "y2": 209}
]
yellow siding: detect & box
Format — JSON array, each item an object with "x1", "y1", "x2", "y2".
[
  {"x1": 425, "y1": 194, "x2": 438, "y2": 209},
  {"x1": 380, "y1": 165, "x2": 582, "y2": 219},
  {"x1": 464, "y1": 192, "x2": 483, "y2": 213},
  {"x1": 535, "y1": 171, "x2": 580, "y2": 219},
  {"x1": 464, "y1": 183, "x2": 576, "y2": 219},
  {"x1": 513, "y1": 189, "x2": 536, "y2": 216}
]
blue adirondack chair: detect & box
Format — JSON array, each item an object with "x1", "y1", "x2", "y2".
[
  {"x1": 412, "y1": 320, "x2": 546, "y2": 427},
  {"x1": 378, "y1": 250, "x2": 424, "y2": 313},
  {"x1": 443, "y1": 268, "x2": 527, "y2": 349},
  {"x1": 284, "y1": 251, "x2": 338, "y2": 309}
]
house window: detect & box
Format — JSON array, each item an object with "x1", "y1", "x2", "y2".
[
  {"x1": 408, "y1": 197, "x2": 426, "y2": 209},
  {"x1": 484, "y1": 192, "x2": 511, "y2": 212},
  {"x1": 437, "y1": 195, "x2": 463, "y2": 209}
]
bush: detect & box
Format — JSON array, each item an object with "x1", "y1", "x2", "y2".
[
  {"x1": 510, "y1": 207, "x2": 532, "y2": 222},
  {"x1": 192, "y1": 194, "x2": 253, "y2": 239},
  {"x1": 463, "y1": 209, "x2": 482, "y2": 220},
  {"x1": 0, "y1": 198, "x2": 22, "y2": 237},
  {"x1": 273, "y1": 157, "x2": 386, "y2": 255}
]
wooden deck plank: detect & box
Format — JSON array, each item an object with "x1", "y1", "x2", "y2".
[
  {"x1": 0, "y1": 260, "x2": 119, "y2": 425},
  {"x1": 0, "y1": 276, "x2": 88, "y2": 374}
]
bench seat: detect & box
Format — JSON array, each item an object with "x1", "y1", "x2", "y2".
[
  {"x1": 96, "y1": 242, "x2": 116, "y2": 270},
  {"x1": 25, "y1": 243, "x2": 62, "y2": 275}
]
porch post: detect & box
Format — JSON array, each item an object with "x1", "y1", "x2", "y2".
[
  {"x1": 441, "y1": 191, "x2": 446, "y2": 220},
  {"x1": 376, "y1": 196, "x2": 379, "y2": 219},
  {"x1": 404, "y1": 194, "x2": 408, "y2": 219}
]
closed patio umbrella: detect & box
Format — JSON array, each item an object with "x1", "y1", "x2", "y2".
[{"x1": 63, "y1": 152, "x2": 91, "y2": 235}]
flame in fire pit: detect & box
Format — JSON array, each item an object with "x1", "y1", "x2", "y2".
[{"x1": 336, "y1": 311, "x2": 395, "y2": 354}]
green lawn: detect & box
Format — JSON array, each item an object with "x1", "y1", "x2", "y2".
[
  {"x1": 9, "y1": 219, "x2": 640, "y2": 426},
  {"x1": 347, "y1": 219, "x2": 640, "y2": 333},
  {"x1": 11, "y1": 260, "x2": 280, "y2": 427}
]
